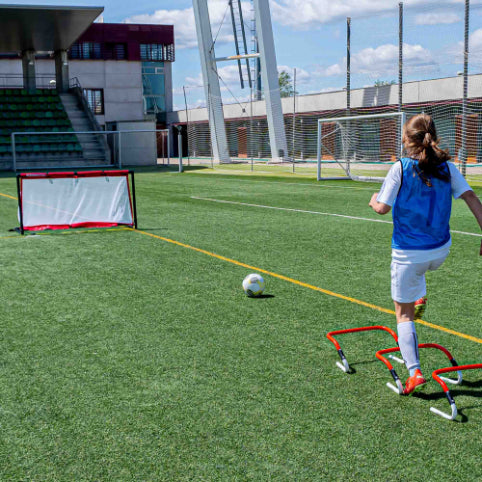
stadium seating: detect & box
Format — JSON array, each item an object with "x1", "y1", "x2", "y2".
[{"x1": 0, "y1": 88, "x2": 83, "y2": 163}]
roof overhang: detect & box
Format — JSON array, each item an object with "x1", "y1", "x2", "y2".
[{"x1": 0, "y1": 4, "x2": 104, "y2": 53}]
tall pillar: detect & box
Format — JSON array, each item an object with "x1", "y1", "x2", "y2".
[
  {"x1": 192, "y1": 0, "x2": 230, "y2": 162},
  {"x1": 54, "y1": 50, "x2": 70, "y2": 93},
  {"x1": 253, "y1": 0, "x2": 288, "y2": 161},
  {"x1": 22, "y1": 50, "x2": 36, "y2": 93}
]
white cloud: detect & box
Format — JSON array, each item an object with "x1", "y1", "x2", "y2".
[
  {"x1": 270, "y1": 0, "x2": 473, "y2": 30},
  {"x1": 315, "y1": 43, "x2": 437, "y2": 78},
  {"x1": 470, "y1": 29, "x2": 482, "y2": 64},
  {"x1": 124, "y1": 0, "x2": 254, "y2": 49},
  {"x1": 446, "y1": 28, "x2": 482, "y2": 65},
  {"x1": 414, "y1": 12, "x2": 460, "y2": 25}
]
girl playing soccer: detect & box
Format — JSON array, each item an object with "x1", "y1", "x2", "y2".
[{"x1": 369, "y1": 113, "x2": 482, "y2": 395}]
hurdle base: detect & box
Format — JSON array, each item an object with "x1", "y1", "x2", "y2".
[
  {"x1": 430, "y1": 403, "x2": 457, "y2": 421},
  {"x1": 387, "y1": 381, "x2": 404, "y2": 395}
]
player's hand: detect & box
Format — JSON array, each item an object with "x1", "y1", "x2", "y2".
[{"x1": 369, "y1": 192, "x2": 379, "y2": 208}]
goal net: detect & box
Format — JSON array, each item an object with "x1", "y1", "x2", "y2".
[
  {"x1": 17, "y1": 170, "x2": 137, "y2": 233},
  {"x1": 317, "y1": 112, "x2": 406, "y2": 182}
]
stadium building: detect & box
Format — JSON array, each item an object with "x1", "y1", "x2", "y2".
[{"x1": 0, "y1": 4, "x2": 174, "y2": 170}]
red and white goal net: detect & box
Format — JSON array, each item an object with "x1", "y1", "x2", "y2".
[{"x1": 17, "y1": 170, "x2": 137, "y2": 233}]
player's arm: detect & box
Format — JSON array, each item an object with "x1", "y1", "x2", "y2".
[
  {"x1": 459, "y1": 190, "x2": 482, "y2": 231},
  {"x1": 449, "y1": 163, "x2": 482, "y2": 255},
  {"x1": 369, "y1": 161, "x2": 401, "y2": 215},
  {"x1": 369, "y1": 193, "x2": 391, "y2": 214}
]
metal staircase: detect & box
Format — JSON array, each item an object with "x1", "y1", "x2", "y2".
[{"x1": 60, "y1": 92, "x2": 110, "y2": 165}]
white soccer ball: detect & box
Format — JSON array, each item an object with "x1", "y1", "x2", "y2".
[{"x1": 242, "y1": 273, "x2": 265, "y2": 297}]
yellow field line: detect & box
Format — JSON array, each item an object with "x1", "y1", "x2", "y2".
[
  {"x1": 1, "y1": 185, "x2": 479, "y2": 344},
  {"x1": 0, "y1": 192, "x2": 17, "y2": 200},
  {"x1": 128, "y1": 227, "x2": 482, "y2": 345}
]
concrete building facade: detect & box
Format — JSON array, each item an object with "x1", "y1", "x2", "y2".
[{"x1": 0, "y1": 22, "x2": 175, "y2": 129}]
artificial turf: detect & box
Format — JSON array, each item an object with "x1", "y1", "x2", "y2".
[{"x1": 0, "y1": 166, "x2": 480, "y2": 480}]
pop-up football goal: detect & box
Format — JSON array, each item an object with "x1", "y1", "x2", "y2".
[{"x1": 16, "y1": 170, "x2": 137, "y2": 234}]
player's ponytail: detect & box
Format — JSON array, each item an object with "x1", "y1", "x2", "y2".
[{"x1": 403, "y1": 114, "x2": 451, "y2": 181}]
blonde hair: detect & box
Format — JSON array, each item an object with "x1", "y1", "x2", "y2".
[{"x1": 403, "y1": 114, "x2": 451, "y2": 180}]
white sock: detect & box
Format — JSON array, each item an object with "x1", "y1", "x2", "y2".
[{"x1": 397, "y1": 321, "x2": 421, "y2": 376}]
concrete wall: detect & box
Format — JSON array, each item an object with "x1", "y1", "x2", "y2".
[
  {"x1": 70, "y1": 60, "x2": 144, "y2": 125},
  {"x1": 0, "y1": 58, "x2": 56, "y2": 88},
  {"x1": 114, "y1": 120, "x2": 157, "y2": 166},
  {"x1": 167, "y1": 73, "x2": 482, "y2": 124}
]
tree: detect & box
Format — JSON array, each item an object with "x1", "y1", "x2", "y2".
[
  {"x1": 278, "y1": 71, "x2": 298, "y2": 97},
  {"x1": 374, "y1": 79, "x2": 396, "y2": 87}
]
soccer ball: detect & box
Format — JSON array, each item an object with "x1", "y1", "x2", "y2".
[{"x1": 242, "y1": 273, "x2": 265, "y2": 297}]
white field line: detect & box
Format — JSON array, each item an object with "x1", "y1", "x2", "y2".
[
  {"x1": 191, "y1": 196, "x2": 482, "y2": 237},
  {"x1": 187, "y1": 173, "x2": 375, "y2": 190}
]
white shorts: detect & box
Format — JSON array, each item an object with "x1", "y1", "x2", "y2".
[{"x1": 390, "y1": 255, "x2": 447, "y2": 303}]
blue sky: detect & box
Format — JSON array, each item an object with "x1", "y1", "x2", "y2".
[{"x1": 5, "y1": 0, "x2": 482, "y2": 110}]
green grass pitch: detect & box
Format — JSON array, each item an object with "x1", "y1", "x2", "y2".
[{"x1": 0, "y1": 166, "x2": 481, "y2": 480}]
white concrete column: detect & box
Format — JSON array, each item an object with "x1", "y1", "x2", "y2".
[
  {"x1": 54, "y1": 50, "x2": 70, "y2": 93},
  {"x1": 253, "y1": 0, "x2": 288, "y2": 161},
  {"x1": 192, "y1": 0, "x2": 230, "y2": 162},
  {"x1": 22, "y1": 50, "x2": 36, "y2": 93}
]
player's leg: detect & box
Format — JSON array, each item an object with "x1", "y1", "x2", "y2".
[
  {"x1": 391, "y1": 261, "x2": 429, "y2": 394},
  {"x1": 413, "y1": 255, "x2": 447, "y2": 319}
]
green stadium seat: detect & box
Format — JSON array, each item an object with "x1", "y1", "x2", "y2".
[{"x1": 0, "y1": 88, "x2": 82, "y2": 162}]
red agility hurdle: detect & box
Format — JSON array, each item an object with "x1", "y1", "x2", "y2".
[
  {"x1": 430, "y1": 364, "x2": 482, "y2": 421},
  {"x1": 326, "y1": 325, "x2": 401, "y2": 373},
  {"x1": 376, "y1": 343, "x2": 463, "y2": 395}
]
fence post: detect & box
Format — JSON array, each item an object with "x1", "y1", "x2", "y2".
[
  {"x1": 398, "y1": 2, "x2": 403, "y2": 113},
  {"x1": 461, "y1": 0, "x2": 469, "y2": 177},
  {"x1": 177, "y1": 126, "x2": 183, "y2": 173},
  {"x1": 11, "y1": 132, "x2": 16, "y2": 172},
  {"x1": 118, "y1": 131, "x2": 122, "y2": 169}
]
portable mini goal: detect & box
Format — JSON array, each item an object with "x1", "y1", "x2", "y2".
[{"x1": 17, "y1": 170, "x2": 137, "y2": 234}]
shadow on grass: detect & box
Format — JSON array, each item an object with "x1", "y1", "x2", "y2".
[{"x1": 414, "y1": 380, "x2": 482, "y2": 423}]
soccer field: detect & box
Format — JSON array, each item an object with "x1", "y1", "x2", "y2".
[{"x1": 0, "y1": 166, "x2": 481, "y2": 480}]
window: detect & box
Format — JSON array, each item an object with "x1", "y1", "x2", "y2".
[
  {"x1": 142, "y1": 62, "x2": 166, "y2": 116},
  {"x1": 105, "y1": 43, "x2": 127, "y2": 60},
  {"x1": 70, "y1": 42, "x2": 103, "y2": 59},
  {"x1": 83, "y1": 89, "x2": 104, "y2": 115},
  {"x1": 140, "y1": 44, "x2": 175, "y2": 61}
]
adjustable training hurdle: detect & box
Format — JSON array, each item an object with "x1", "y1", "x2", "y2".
[
  {"x1": 326, "y1": 325, "x2": 482, "y2": 421},
  {"x1": 376, "y1": 344, "x2": 462, "y2": 395},
  {"x1": 326, "y1": 325, "x2": 401, "y2": 373},
  {"x1": 431, "y1": 364, "x2": 482, "y2": 420}
]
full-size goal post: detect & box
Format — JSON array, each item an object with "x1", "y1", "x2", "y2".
[{"x1": 317, "y1": 111, "x2": 406, "y2": 182}]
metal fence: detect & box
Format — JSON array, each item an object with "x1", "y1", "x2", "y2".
[{"x1": 8, "y1": 129, "x2": 170, "y2": 172}]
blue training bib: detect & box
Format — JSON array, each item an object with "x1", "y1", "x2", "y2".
[{"x1": 392, "y1": 158, "x2": 452, "y2": 250}]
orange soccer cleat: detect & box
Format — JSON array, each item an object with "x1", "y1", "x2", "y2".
[
  {"x1": 414, "y1": 296, "x2": 427, "y2": 319},
  {"x1": 403, "y1": 369, "x2": 427, "y2": 395}
]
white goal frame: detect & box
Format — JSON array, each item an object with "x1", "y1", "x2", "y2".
[{"x1": 316, "y1": 111, "x2": 406, "y2": 182}]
